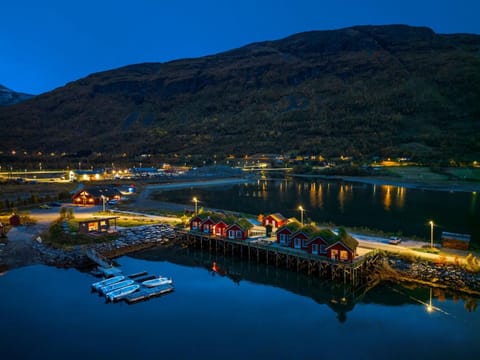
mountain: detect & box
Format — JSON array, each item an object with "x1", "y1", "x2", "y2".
[
  {"x1": 0, "y1": 84, "x2": 33, "y2": 106},
  {"x1": 1, "y1": 25, "x2": 479, "y2": 164}
]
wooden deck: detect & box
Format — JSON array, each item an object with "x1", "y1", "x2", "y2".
[{"x1": 178, "y1": 230, "x2": 381, "y2": 285}]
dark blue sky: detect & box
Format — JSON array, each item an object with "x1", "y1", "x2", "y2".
[{"x1": 2, "y1": 0, "x2": 479, "y2": 94}]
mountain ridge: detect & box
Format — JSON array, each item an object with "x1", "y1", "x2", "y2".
[
  {"x1": 1, "y1": 25, "x2": 479, "y2": 165},
  {"x1": 0, "y1": 84, "x2": 34, "y2": 106}
]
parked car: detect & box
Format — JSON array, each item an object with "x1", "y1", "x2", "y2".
[
  {"x1": 389, "y1": 236, "x2": 402, "y2": 245},
  {"x1": 48, "y1": 202, "x2": 62, "y2": 207},
  {"x1": 107, "y1": 199, "x2": 119, "y2": 206},
  {"x1": 39, "y1": 204, "x2": 51, "y2": 209}
]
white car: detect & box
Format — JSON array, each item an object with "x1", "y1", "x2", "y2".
[{"x1": 389, "y1": 236, "x2": 402, "y2": 245}]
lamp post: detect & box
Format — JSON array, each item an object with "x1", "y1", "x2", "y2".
[
  {"x1": 298, "y1": 206, "x2": 304, "y2": 225},
  {"x1": 193, "y1": 197, "x2": 198, "y2": 215},
  {"x1": 101, "y1": 195, "x2": 106, "y2": 213},
  {"x1": 429, "y1": 220, "x2": 434, "y2": 248}
]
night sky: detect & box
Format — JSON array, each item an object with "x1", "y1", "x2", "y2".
[{"x1": 1, "y1": 0, "x2": 479, "y2": 95}]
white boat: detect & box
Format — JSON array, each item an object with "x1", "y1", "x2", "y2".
[
  {"x1": 106, "y1": 284, "x2": 140, "y2": 301},
  {"x1": 142, "y1": 277, "x2": 173, "y2": 288},
  {"x1": 91, "y1": 275, "x2": 125, "y2": 291},
  {"x1": 100, "y1": 279, "x2": 135, "y2": 294}
]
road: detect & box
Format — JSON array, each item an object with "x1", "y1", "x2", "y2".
[{"x1": 352, "y1": 232, "x2": 468, "y2": 265}]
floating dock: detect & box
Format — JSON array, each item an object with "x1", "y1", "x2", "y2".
[
  {"x1": 90, "y1": 267, "x2": 174, "y2": 304},
  {"x1": 124, "y1": 284, "x2": 175, "y2": 304}
]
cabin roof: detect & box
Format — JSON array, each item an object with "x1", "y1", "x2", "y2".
[
  {"x1": 276, "y1": 222, "x2": 302, "y2": 233},
  {"x1": 267, "y1": 213, "x2": 286, "y2": 222}
]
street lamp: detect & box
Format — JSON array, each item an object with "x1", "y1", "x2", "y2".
[
  {"x1": 193, "y1": 197, "x2": 198, "y2": 215},
  {"x1": 429, "y1": 220, "x2": 434, "y2": 248},
  {"x1": 298, "y1": 206, "x2": 304, "y2": 225},
  {"x1": 101, "y1": 195, "x2": 107, "y2": 213}
]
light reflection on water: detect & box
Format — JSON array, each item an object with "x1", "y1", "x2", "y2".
[
  {"x1": 0, "y1": 248, "x2": 479, "y2": 359},
  {"x1": 154, "y1": 178, "x2": 480, "y2": 242}
]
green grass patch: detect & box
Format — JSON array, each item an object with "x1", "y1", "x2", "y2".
[{"x1": 42, "y1": 220, "x2": 120, "y2": 249}]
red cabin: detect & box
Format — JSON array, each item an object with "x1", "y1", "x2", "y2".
[
  {"x1": 213, "y1": 220, "x2": 228, "y2": 237},
  {"x1": 276, "y1": 222, "x2": 302, "y2": 245},
  {"x1": 307, "y1": 236, "x2": 330, "y2": 256},
  {"x1": 201, "y1": 217, "x2": 217, "y2": 234},
  {"x1": 289, "y1": 225, "x2": 319, "y2": 250},
  {"x1": 226, "y1": 223, "x2": 249, "y2": 240},
  {"x1": 326, "y1": 241, "x2": 356, "y2": 262},
  {"x1": 263, "y1": 213, "x2": 287, "y2": 228},
  {"x1": 189, "y1": 215, "x2": 204, "y2": 231}
]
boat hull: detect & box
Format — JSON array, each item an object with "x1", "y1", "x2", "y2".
[
  {"x1": 106, "y1": 284, "x2": 140, "y2": 301},
  {"x1": 91, "y1": 275, "x2": 125, "y2": 291},
  {"x1": 142, "y1": 277, "x2": 173, "y2": 288},
  {"x1": 100, "y1": 279, "x2": 135, "y2": 294}
]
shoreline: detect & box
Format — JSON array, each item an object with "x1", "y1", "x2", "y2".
[{"x1": 1, "y1": 175, "x2": 479, "y2": 297}]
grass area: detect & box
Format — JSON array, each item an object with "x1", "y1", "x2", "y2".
[
  {"x1": 85, "y1": 212, "x2": 164, "y2": 227},
  {"x1": 42, "y1": 219, "x2": 120, "y2": 249}
]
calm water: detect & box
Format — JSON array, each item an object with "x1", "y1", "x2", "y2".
[
  {"x1": 1, "y1": 248, "x2": 479, "y2": 359},
  {"x1": 154, "y1": 178, "x2": 480, "y2": 243}
]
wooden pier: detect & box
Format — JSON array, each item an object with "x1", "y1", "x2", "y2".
[
  {"x1": 86, "y1": 248, "x2": 122, "y2": 276},
  {"x1": 178, "y1": 231, "x2": 381, "y2": 285}
]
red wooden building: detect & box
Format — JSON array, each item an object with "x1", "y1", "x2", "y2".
[
  {"x1": 263, "y1": 213, "x2": 287, "y2": 228},
  {"x1": 326, "y1": 241, "x2": 357, "y2": 262},
  {"x1": 276, "y1": 222, "x2": 302, "y2": 245},
  {"x1": 189, "y1": 213, "x2": 252, "y2": 240},
  {"x1": 289, "y1": 225, "x2": 319, "y2": 250},
  {"x1": 72, "y1": 186, "x2": 121, "y2": 206},
  {"x1": 226, "y1": 223, "x2": 250, "y2": 240},
  {"x1": 213, "y1": 220, "x2": 229, "y2": 237}
]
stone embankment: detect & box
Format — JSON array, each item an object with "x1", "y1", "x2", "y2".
[
  {"x1": 33, "y1": 223, "x2": 177, "y2": 268},
  {"x1": 386, "y1": 255, "x2": 480, "y2": 295}
]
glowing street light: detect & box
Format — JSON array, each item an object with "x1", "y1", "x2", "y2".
[
  {"x1": 193, "y1": 197, "x2": 198, "y2": 215},
  {"x1": 429, "y1": 220, "x2": 434, "y2": 248},
  {"x1": 298, "y1": 206, "x2": 304, "y2": 225}
]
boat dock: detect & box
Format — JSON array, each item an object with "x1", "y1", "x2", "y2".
[
  {"x1": 90, "y1": 267, "x2": 174, "y2": 304},
  {"x1": 124, "y1": 284, "x2": 174, "y2": 304},
  {"x1": 86, "y1": 248, "x2": 122, "y2": 276}
]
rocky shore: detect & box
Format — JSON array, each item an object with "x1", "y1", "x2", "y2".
[
  {"x1": 3, "y1": 223, "x2": 480, "y2": 297},
  {"x1": 385, "y1": 255, "x2": 480, "y2": 295}
]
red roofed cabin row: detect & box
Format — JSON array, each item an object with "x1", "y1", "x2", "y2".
[
  {"x1": 276, "y1": 223, "x2": 358, "y2": 262},
  {"x1": 189, "y1": 214, "x2": 252, "y2": 240}
]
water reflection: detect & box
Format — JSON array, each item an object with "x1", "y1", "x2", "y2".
[
  {"x1": 153, "y1": 177, "x2": 479, "y2": 242},
  {"x1": 133, "y1": 247, "x2": 480, "y2": 324},
  {"x1": 382, "y1": 185, "x2": 392, "y2": 211},
  {"x1": 472, "y1": 192, "x2": 477, "y2": 213}
]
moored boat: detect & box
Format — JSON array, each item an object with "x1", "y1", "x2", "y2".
[
  {"x1": 91, "y1": 275, "x2": 125, "y2": 291},
  {"x1": 100, "y1": 279, "x2": 135, "y2": 294},
  {"x1": 106, "y1": 284, "x2": 140, "y2": 301},
  {"x1": 142, "y1": 276, "x2": 173, "y2": 288}
]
